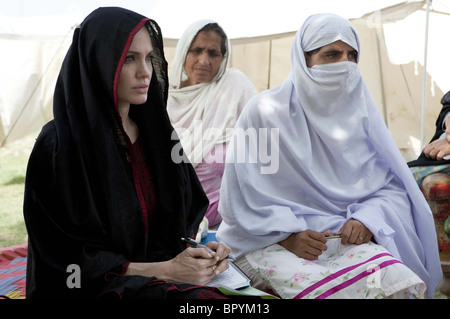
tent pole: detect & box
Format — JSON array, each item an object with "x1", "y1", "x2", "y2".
[
  {"x1": 375, "y1": 28, "x2": 388, "y2": 126},
  {"x1": 421, "y1": 0, "x2": 431, "y2": 150},
  {"x1": 267, "y1": 39, "x2": 273, "y2": 90}
]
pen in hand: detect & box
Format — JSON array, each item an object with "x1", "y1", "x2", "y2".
[
  {"x1": 181, "y1": 237, "x2": 218, "y2": 259},
  {"x1": 181, "y1": 237, "x2": 231, "y2": 261},
  {"x1": 181, "y1": 237, "x2": 212, "y2": 250},
  {"x1": 325, "y1": 234, "x2": 342, "y2": 239}
]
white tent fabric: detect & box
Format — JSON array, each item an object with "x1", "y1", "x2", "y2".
[
  {"x1": 0, "y1": 13, "x2": 80, "y2": 147},
  {"x1": 1, "y1": 0, "x2": 449, "y2": 162}
]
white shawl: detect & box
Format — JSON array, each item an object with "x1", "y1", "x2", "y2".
[
  {"x1": 168, "y1": 20, "x2": 257, "y2": 166},
  {"x1": 216, "y1": 14, "x2": 442, "y2": 298}
]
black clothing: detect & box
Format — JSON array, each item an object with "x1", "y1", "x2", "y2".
[
  {"x1": 408, "y1": 91, "x2": 450, "y2": 167},
  {"x1": 23, "y1": 7, "x2": 211, "y2": 299}
]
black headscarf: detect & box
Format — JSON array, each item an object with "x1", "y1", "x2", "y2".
[
  {"x1": 408, "y1": 90, "x2": 450, "y2": 167},
  {"x1": 23, "y1": 7, "x2": 209, "y2": 299}
]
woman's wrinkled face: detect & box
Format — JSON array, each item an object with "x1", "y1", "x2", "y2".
[
  {"x1": 182, "y1": 31, "x2": 223, "y2": 87},
  {"x1": 304, "y1": 40, "x2": 358, "y2": 67},
  {"x1": 117, "y1": 27, "x2": 153, "y2": 108}
]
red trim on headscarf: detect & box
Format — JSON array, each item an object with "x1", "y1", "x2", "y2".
[{"x1": 113, "y1": 18, "x2": 150, "y2": 110}]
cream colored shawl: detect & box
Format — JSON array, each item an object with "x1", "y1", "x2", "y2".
[{"x1": 167, "y1": 20, "x2": 257, "y2": 166}]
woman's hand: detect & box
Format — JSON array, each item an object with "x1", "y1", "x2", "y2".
[
  {"x1": 423, "y1": 117, "x2": 450, "y2": 160},
  {"x1": 278, "y1": 229, "x2": 330, "y2": 260},
  {"x1": 206, "y1": 241, "x2": 232, "y2": 264},
  {"x1": 337, "y1": 219, "x2": 372, "y2": 245},
  {"x1": 125, "y1": 241, "x2": 231, "y2": 286},
  {"x1": 446, "y1": 117, "x2": 450, "y2": 143},
  {"x1": 423, "y1": 137, "x2": 450, "y2": 160},
  {"x1": 167, "y1": 244, "x2": 226, "y2": 286}
]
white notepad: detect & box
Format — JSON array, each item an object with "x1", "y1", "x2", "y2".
[{"x1": 206, "y1": 261, "x2": 250, "y2": 290}]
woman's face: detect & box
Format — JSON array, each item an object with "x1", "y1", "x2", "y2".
[
  {"x1": 117, "y1": 27, "x2": 153, "y2": 109},
  {"x1": 182, "y1": 31, "x2": 224, "y2": 87},
  {"x1": 304, "y1": 40, "x2": 358, "y2": 67}
]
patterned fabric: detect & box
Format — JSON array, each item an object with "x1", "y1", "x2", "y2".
[
  {"x1": 240, "y1": 240, "x2": 425, "y2": 299},
  {"x1": 409, "y1": 164, "x2": 450, "y2": 188},
  {"x1": 0, "y1": 245, "x2": 27, "y2": 299},
  {"x1": 99, "y1": 277, "x2": 228, "y2": 299}
]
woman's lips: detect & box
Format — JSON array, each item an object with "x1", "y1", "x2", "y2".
[{"x1": 133, "y1": 84, "x2": 148, "y2": 93}]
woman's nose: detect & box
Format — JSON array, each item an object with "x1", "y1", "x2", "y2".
[
  {"x1": 138, "y1": 60, "x2": 152, "y2": 78},
  {"x1": 198, "y1": 51, "x2": 210, "y2": 65},
  {"x1": 340, "y1": 53, "x2": 350, "y2": 62}
]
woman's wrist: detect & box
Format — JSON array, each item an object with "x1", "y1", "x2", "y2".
[{"x1": 125, "y1": 260, "x2": 172, "y2": 280}]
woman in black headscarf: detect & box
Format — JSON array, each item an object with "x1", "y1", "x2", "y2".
[
  {"x1": 408, "y1": 91, "x2": 450, "y2": 185},
  {"x1": 409, "y1": 91, "x2": 450, "y2": 167},
  {"x1": 23, "y1": 7, "x2": 230, "y2": 299}
]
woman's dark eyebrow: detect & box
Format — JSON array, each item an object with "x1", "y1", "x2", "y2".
[
  {"x1": 189, "y1": 45, "x2": 220, "y2": 52},
  {"x1": 126, "y1": 50, "x2": 154, "y2": 55},
  {"x1": 189, "y1": 45, "x2": 204, "y2": 50},
  {"x1": 321, "y1": 48, "x2": 358, "y2": 57},
  {"x1": 208, "y1": 48, "x2": 221, "y2": 54},
  {"x1": 322, "y1": 49, "x2": 342, "y2": 55}
]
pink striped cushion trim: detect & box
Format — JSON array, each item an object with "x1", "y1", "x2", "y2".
[
  {"x1": 316, "y1": 259, "x2": 402, "y2": 299},
  {"x1": 294, "y1": 252, "x2": 394, "y2": 299}
]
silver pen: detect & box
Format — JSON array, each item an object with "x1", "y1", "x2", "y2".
[{"x1": 325, "y1": 234, "x2": 342, "y2": 239}]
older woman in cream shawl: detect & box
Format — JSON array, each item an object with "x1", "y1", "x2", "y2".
[
  {"x1": 216, "y1": 14, "x2": 442, "y2": 299},
  {"x1": 168, "y1": 20, "x2": 257, "y2": 227}
]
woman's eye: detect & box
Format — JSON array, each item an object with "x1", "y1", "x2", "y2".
[
  {"x1": 125, "y1": 55, "x2": 135, "y2": 62},
  {"x1": 208, "y1": 50, "x2": 221, "y2": 58},
  {"x1": 190, "y1": 47, "x2": 203, "y2": 55}
]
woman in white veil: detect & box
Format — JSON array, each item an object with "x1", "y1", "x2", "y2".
[
  {"x1": 216, "y1": 13, "x2": 442, "y2": 299},
  {"x1": 168, "y1": 20, "x2": 257, "y2": 227}
]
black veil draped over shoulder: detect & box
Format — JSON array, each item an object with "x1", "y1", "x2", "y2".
[{"x1": 23, "y1": 7, "x2": 211, "y2": 299}]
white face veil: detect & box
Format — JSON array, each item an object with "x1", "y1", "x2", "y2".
[
  {"x1": 276, "y1": 13, "x2": 391, "y2": 200},
  {"x1": 217, "y1": 14, "x2": 442, "y2": 298}
]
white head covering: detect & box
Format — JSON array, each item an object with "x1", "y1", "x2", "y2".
[
  {"x1": 167, "y1": 20, "x2": 257, "y2": 166},
  {"x1": 289, "y1": 14, "x2": 387, "y2": 198},
  {"x1": 217, "y1": 14, "x2": 442, "y2": 298},
  {"x1": 168, "y1": 19, "x2": 229, "y2": 87}
]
